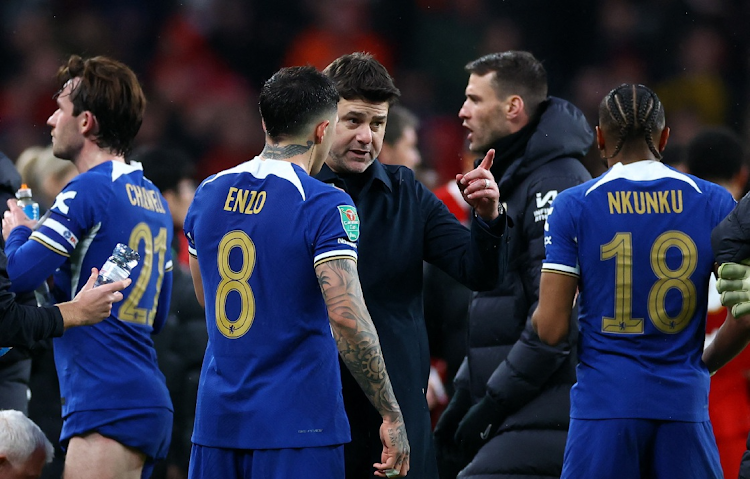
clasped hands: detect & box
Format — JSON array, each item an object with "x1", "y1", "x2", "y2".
[{"x1": 717, "y1": 261, "x2": 750, "y2": 317}]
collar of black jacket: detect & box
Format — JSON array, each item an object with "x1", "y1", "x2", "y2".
[{"x1": 315, "y1": 159, "x2": 393, "y2": 195}]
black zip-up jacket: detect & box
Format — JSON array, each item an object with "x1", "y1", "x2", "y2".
[
  {"x1": 316, "y1": 161, "x2": 506, "y2": 479},
  {"x1": 455, "y1": 97, "x2": 593, "y2": 478}
]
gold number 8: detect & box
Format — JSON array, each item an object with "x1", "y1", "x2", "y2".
[
  {"x1": 216, "y1": 230, "x2": 256, "y2": 338},
  {"x1": 648, "y1": 231, "x2": 697, "y2": 333}
]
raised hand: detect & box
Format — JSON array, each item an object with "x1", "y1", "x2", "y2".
[{"x1": 456, "y1": 149, "x2": 500, "y2": 222}]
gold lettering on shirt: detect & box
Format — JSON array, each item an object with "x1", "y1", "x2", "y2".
[
  {"x1": 125, "y1": 184, "x2": 166, "y2": 213},
  {"x1": 608, "y1": 190, "x2": 683, "y2": 215},
  {"x1": 224, "y1": 188, "x2": 267, "y2": 214}
]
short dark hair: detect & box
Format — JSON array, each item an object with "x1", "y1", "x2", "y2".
[
  {"x1": 56, "y1": 55, "x2": 146, "y2": 157},
  {"x1": 598, "y1": 83, "x2": 666, "y2": 160},
  {"x1": 323, "y1": 52, "x2": 401, "y2": 105},
  {"x1": 383, "y1": 105, "x2": 419, "y2": 146},
  {"x1": 129, "y1": 145, "x2": 195, "y2": 193},
  {"x1": 465, "y1": 51, "x2": 548, "y2": 118},
  {"x1": 259, "y1": 66, "x2": 339, "y2": 140},
  {"x1": 686, "y1": 127, "x2": 746, "y2": 182}
]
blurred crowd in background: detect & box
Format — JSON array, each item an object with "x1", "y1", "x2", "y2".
[
  {"x1": 0, "y1": 0, "x2": 748, "y2": 187},
  {"x1": 1, "y1": 0, "x2": 749, "y2": 477}
]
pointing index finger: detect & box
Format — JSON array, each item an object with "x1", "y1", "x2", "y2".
[{"x1": 479, "y1": 149, "x2": 495, "y2": 170}]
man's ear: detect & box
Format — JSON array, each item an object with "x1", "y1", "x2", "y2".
[
  {"x1": 314, "y1": 120, "x2": 330, "y2": 145},
  {"x1": 658, "y1": 127, "x2": 670, "y2": 152},
  {"x1": 506, "y1": 95, "x2": 524, "y2": 119},
  {"x1": 596, "y1": 126, "x2": 606, "y2": 152},
  {"x1": 80, "y1": 111, "x2": 99, "y2": 136}
]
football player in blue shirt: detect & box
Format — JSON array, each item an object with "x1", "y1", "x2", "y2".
[
  {"x1": 532, "y1": 84, "x2": 735, "y2": 478},
  {"x1": 183, "y1": 66, "x2": 410, "y2": 479},
  {"x1": 2, "y1": 55, "x2": 173, "y2": 479}
]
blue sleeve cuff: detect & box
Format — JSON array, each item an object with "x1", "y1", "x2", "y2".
[{"x1": 5, "y1": 225, "x2": 33, "y2": 256}]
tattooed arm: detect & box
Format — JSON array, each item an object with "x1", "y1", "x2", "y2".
[{"x1": 316, "y1": 258, "x2": 410, "y2": 478}]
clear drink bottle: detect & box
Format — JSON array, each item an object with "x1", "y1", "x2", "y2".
[{"x1": 95, "y1": 243, "x2": 140, "y2": 287}]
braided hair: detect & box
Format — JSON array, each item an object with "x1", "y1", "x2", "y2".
[{"x1": 598, "y1": 84, "x2": 666, "y2": 160}]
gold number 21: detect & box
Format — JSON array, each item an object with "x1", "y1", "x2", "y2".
[
  {"x1": 600, "y1": 231, "x2": 697, "y2": 334},
  {"x1": 119, "y1": 223, "x2": 168, "y2": 325}
]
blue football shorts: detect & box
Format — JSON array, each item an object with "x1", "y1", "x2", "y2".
[
  {"x1": 188, "y1": 443, "x2": 345, "y2": 479},
  {"x1": 61, "y1": 407, "x2": 172, "y2": 479},
  {"x1": 561, "y1": 417, "x2": 722, "y2": 479}
]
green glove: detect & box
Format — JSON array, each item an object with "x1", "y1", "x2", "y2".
[{"x1": 717, "y1": 261, "x2": 750, "y2": 317}]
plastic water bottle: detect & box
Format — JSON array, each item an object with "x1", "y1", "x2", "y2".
[
  {"x1": 95, "y1": 243, "x2": 140, "y2": 287},
  {"x1": 15, "y1": 184, "x2": 39, "y2": 221}
]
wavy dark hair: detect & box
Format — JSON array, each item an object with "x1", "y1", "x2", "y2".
[{"x1": 56, "y1": 55, "x2": 146, "y2": 156}]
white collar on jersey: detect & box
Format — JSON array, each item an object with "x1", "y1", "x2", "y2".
[
  {"x1": 585, "y1": 160, "x2": 701, "y2": 196},
  {"x1": 203, "y1": 156, "x2": 307, "y2": 200},
  {"x1": 111, "y1": 160, "x2": 143, "y2": 182}
]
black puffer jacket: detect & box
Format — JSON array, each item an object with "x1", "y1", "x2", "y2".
[{"x1": 455, "y1": 97, "x2": 593, "y2": 478}]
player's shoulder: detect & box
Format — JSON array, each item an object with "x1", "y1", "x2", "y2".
[
  {"x1": 689, "y1": 174, "x2": 734, "y2": 199},
  {"x1": 303, "y1": 175, "x2": 355, "y2": 208},
  {"x1": 552, "y1": 176, "x2": 594, "y2": 204},
  {"x1": 71, "y1": 161, "x2": 143, "y2": 192},
  {"x1": 658, "y1": 166, "x2": 736, "y2": 208}
]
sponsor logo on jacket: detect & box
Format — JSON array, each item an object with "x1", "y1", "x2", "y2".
[{"x1": 534, "y1": 190, "x2": 557, "y2": 223}]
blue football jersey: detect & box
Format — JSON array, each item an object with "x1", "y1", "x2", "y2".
[
  {"x1": 543, "y1": 161, "x2": 736, "y2": 421},
  {"x1": 4, "y1": 160, "x2": 174, "y2": 416},
  {"x1": 184, "y1": 157, "x2": 357, "y2": 449}
]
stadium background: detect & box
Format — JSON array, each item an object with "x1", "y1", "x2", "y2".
[{"x1": 0, "y1": 0, "x2": 748, "y2": 185}]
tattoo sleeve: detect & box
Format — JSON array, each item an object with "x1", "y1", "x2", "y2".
[{"x1": 316, "y1": 258, "x2": 402, "y2": 420}]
